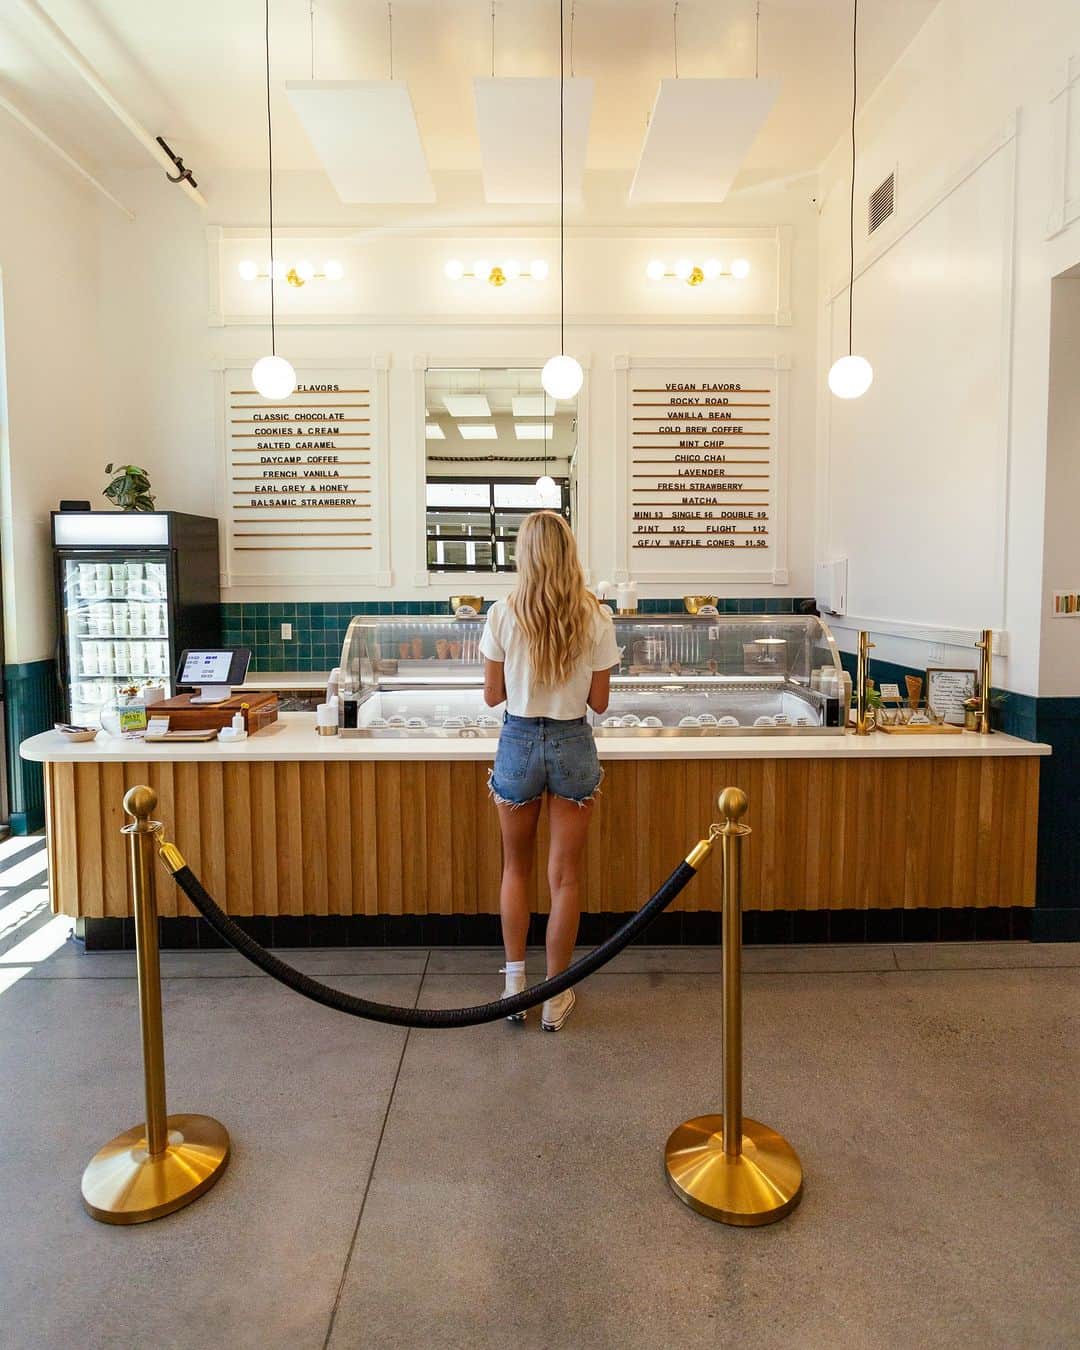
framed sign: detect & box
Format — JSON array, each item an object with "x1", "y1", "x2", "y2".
[
  {"x1": 217, "y1": 358, "x2": 390, "y2": 588},
  {"x1": 612, "y1": 355, "x2": 789, "y2": 586},
  {"x1": 926, "y1": 667, "x2": 977, "y2": 725}
]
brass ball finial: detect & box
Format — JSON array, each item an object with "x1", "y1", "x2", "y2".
[
  {"x1": 123, "y1": 785, "x2": 158, "y2": 822},
  {"x1": 718, "y1": 786, "x2": 748, "y2": 824}
]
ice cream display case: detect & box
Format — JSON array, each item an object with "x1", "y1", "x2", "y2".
[{"x1": 336, "y1": 612, "x2": 847, "y2": 737}]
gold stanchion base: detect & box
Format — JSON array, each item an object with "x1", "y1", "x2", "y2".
[
  {"x1": 665, "y1": 1115, "x2": 803, "y2": 1226},
  {"x1": 81, "y1": 1113, "x2": 230, "y2": 1225}
]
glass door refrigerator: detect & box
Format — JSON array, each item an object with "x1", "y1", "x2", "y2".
[{"x1": 52, "y1": 511, "x2": 221, "y2": 726}]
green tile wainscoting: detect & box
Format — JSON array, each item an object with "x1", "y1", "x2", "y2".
[
  {"x1": 221, "y1": 596, "x2": 816, "y2": 672},
  {"x1": 4, "y1": 659, "x2": 63, "y2": 834}
]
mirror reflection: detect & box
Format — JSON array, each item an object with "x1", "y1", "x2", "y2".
[{"x1": 424, "y1": 367, "x2": 579, "y2": 573}]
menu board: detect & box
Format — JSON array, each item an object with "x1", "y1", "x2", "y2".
[
  {"x1": 628, "y1": 374, "x2": 773, "y2": 567},
  {"x1": 224, "y1": 368, "x2": 385, "y2": 581}
]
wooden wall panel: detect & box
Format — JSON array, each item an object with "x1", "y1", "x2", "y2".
[{"x1": 44, "y1": 754, "x2": 1041, "y2": 920}]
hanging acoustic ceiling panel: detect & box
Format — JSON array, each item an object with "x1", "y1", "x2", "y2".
[
  {"x1": 629, "y1": 78, "x2": 780, "y2": 204},
  {"x1": 285, "y1": 80, "x2": 436, "y2": 203},
  {"x1": 473, "y1": 78, "x2": 593, "y2": 204}
]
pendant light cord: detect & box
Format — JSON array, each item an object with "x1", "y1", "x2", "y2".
[
  {"x1": 847, "y1": 0, "x2": 858, "y2": 356},
  {"x1": 265, "y1": 0, "x2": 276, "y2": 356},
  {"x1": 491, "y1": 1, "x2": 495, "y2": 77},
  {"x1": 309, "y1": 0, "x2": 315, "y2": 80},
  {"x1": 570, "y1": 1, "x2": 575, "y2": 77},
  {"x1": 755, "y1": 1, "x2": 761, "y2": 79},
  {"x1": 673, "y1": 1, "x2": 679, "y2": 78},
  {"x1": 388, "y1": 2, "x2": 394, "y2": 80},
  {"x1": 559, "y1": 0, "x2": 565, "y2": 355}
]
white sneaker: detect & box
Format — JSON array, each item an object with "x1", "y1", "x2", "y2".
[
  {"x1": 541, "y1": 987, "x2": 576, "y2": 1032},
  {"x1": 500, "y1": 966, "x2": 527, "y2": 1022}
]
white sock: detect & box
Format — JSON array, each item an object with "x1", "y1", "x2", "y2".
[{"x1": 503, "y1": 960, "x2": 526, "y2": 976}]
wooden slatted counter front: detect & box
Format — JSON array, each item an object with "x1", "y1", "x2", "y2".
[{"x1": 24, "y1": 718, "x2": 1048, "y2": 922}]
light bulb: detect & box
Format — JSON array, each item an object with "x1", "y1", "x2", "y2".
[
  {"x1": 473, "y1": 258, "x2": 492, "y2": 280},
  {"x1": 730, "y1": 258, "x2": 751, "y2": 279},
  {"x1": 536, "y1": 474, "x2": 557, "y2": 497},
  {"x1": 541, "y1": 354, "x2": 583, "y2": 401},
  {"x1": 271, "y1": 259, "x2": 286, "y2": 281},
  {"x1": 324, "y1": 259, "x2": 344, "y2": 281},
  {"x1": 673, "y1": 258, "x2": 694, "y2": 281},
  {"x1": 827, "y1": 354, "x2": 874, "y2": 399},
  {"x1": 444, "y1": 258, "x2": 465, "y2": 280},
  {"x1": 296, "y1": 259, "x2": 316, "y2": 282},
  {"x1": 703, "y1": 258, "x2": 723, "y2": 280},
  {"x1": 503, "y1": 259, "x2": 521, "y2": 280},
  {"x1": 252, "y1": 354, "x2": 297, "y2": 400},
  {"x1": 529, "y1": 259, "x2": 549, "y2": 280},
  {"x1": 238, "y1": 259, "x2": 259, "y2": 281},
  {"x1": 645, "y1": 259, "x2": 667, "y2": 281}
]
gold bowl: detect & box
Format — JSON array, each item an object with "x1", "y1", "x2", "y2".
[
  {"x1": 450, "y1": 595, "x2": 484, "y2": 613},
  {"x1": 683, "y1": 595, "x2": 720, "y2": 615}
]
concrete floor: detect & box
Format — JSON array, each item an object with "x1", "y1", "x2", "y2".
[{"x1": 1, "y1": 835, "x2": 1079, "y2": 1349}]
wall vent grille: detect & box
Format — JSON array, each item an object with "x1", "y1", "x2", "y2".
[{"x1": 868, "y1": 172, "x2": 895, "y2": 234}]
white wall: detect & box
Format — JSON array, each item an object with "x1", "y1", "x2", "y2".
[
  {"x1": 90, "y1": 168, "x2": 821, "y2": 608},
  {"x1": 816, "y1": 0, "x2": 1080, "y2": 697},
  {"x1": 0, "y1": 112, "x2": 106, "y2": 664}
]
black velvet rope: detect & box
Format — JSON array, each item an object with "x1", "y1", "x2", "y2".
[{"x1": 168, "y1": 860, "x2": 699, "y2": 1029}]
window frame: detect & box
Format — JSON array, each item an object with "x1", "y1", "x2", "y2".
[{"x1": 425, "y1": 474, "x2": 571, "y2": 574}]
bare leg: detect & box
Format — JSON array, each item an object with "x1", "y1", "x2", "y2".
[
  {"x1": 545, "y1": 796, "x2": 594, "y2": 977},
  {"x1": 497, "y1": 799, "x2": 542, "y2": 963}
]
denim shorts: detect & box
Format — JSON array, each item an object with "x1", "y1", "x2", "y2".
[{"x1": 488, "y1": 714, "x2": 603, "y2": 807}]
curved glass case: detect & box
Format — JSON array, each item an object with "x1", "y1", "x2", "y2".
[{"x1": 337, "y1": 612, "x2": 845, "y2": 737}]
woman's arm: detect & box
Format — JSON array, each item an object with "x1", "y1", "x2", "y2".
[
  {"x1": 484, "y1": 658, "x2": 507, "y2": 707},
  {"x1": 587, "y1": 668, "x2": 611, "y2": 715}
]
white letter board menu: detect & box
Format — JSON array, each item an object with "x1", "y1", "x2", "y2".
[
  {"x1": 222, "y1": 367, "x2": 386, "y2": 584},
  {"x1": 615, "y1": 359, "x2": 787, "y2": 585}
]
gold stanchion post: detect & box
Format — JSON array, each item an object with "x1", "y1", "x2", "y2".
[
  {"x1": 664, "y1": 788, "x2": 803, "y2": 1226},
  {"x1": 80, "y1": 786, "x2": 230, "y2": 1224}
]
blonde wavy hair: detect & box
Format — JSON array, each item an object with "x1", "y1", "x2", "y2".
[{"x1": 508, "y1": 510, "x2": 598, "y2": 688}]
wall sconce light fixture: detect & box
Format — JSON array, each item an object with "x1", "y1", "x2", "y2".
[
  {"x1": 239, "y1": 259, "x2": 344, "y2": 287},
  {"x1": 645, "y1": 257, "x2": 751, "y2": 285},
  {"x1": 444, "y1": 258, "x2": 549, "y2": 286}
]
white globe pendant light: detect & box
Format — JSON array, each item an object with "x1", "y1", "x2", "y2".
[
  {"x1": 541, "y1": 0, "x2": 581, "y2": 404},
  {"x1": 251, "y1": 0, "x2": 295, "y2": 402},
  {"x1": 828, "y1": 354, "x2": 873, "y2": 399},
  {"x1": 542, "y1": 353, "x2": 583, "y2": 401},
  {"x1": 536, "y1": 474, "x2": 557, "y2": 498},
  {"x1": 829, "y1": 0, "x2": 873, "y2": 401},
  {"x1": 252, "y1": 354, "x2": 297, "y2": 400}
]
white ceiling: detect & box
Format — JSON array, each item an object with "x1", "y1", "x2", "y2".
[{"x1": 0, "y1": 0, "x2": 939, "y2": 213}]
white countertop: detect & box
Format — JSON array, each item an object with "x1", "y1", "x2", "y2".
[
  {"x1": 235, "y1": 672, "x2": 329, "y2": 691},
  {"x1": 21, "y1": 714, "x2": 1051, "y2": 764}
]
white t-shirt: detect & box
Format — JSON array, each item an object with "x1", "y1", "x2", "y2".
[{"x1": 479, "y1": 598, "x2": 620, "y2": 719}]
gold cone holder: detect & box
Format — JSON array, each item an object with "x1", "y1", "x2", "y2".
[
  {"x1": 81, "y1": 786, "x2": 230, "y2": 1224},
  {"x1": 665, "y1": 788, "x2": 803, "y2": 1226}
]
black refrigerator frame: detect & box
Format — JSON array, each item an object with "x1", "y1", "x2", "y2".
[{"x1": 52, "y1": 511, "x2": 221, "y2": 723}]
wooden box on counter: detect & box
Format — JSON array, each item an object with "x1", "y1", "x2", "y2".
[{"x1": 151, "y1": 692, "x2": 279, "y2": 734}]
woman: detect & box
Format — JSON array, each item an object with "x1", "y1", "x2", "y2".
[{"x1": 479, "y1": 510, "x2": 619, "y2": 1031}]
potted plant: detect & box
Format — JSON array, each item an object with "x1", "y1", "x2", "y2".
[{"x1": 103, "y1": 463, "x2": 156, "y2": 512}]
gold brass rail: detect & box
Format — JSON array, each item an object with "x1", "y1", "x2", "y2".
[
  {"x1": 664, "y1": 787, "x2": 804, "y2": 1225},
  {"x1": 855, "y1": 629, "x2": 875, "y2": 735},
  {"x1": 976, "y1": 629, "x2": 994, "y2": 735},
  {"x1": 80, "y1": 786, "x2": 230, "y2": 1224}
]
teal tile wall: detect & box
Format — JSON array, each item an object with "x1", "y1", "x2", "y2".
[
  {"x1": 223, "y1": 597, "x2": 815, "y2": 672},
  {"x1": 4, "y1": 659, "x2": 64, "y2": 834}
]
